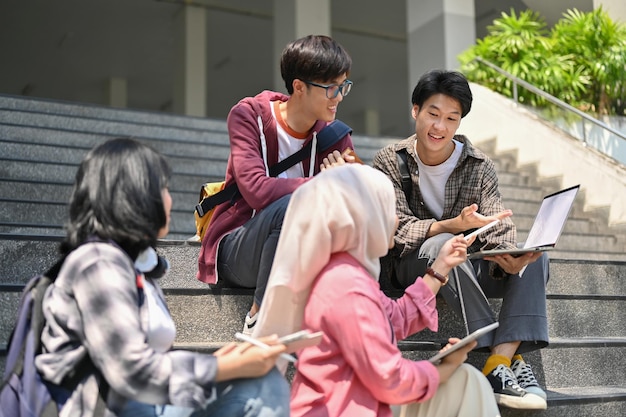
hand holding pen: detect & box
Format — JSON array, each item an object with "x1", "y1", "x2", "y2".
[
  {"x1": 235, "y1": 332, "x2": 297, "y2": 363},
  {"x1": 212, "y1": 333, "x2": 290, "y2": 381}
]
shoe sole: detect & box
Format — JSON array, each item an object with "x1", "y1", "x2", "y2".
[
  {"x1": 523, "y1": 387, "x2": 548, "y2": 401},
  {"x1": 495, "y1": 393, "x2": 547, "y2": 410}
]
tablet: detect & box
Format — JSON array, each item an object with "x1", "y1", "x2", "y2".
[
  {"x1": 468, "y1": 247, "x2": 553, "y2": 259},
  {"x1": 428, "y1": 322, "x2": 499, "y2": 364},
  {"x1": 278, "y1": 330, "x2": 324, "y2": 353}
]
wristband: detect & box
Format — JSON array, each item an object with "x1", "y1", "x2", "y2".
[{"x1": 425, "y1": 267, "x2": 449, "y2": 286}]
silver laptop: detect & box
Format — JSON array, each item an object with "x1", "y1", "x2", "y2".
[{"x1": 469, "y1": 185, "x2": 580, "y2": 258}]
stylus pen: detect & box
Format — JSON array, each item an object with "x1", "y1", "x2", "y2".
[
  {"x1": 235, "y1": 332, "x2": 297, "y2": 363},
  {"x1": 464, "y1": 220, "x2": 499, "y2": 242}
]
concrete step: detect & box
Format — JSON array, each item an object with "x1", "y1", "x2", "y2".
[
  {"x1": 0, "y1": 153, "x2": 228, "y2": 182},
  {"x1": 0, "y1": 109, "x2": 219, "y2": 144},
  {"x1": 0, "y1": 187, "x2": 605, "y2": 230},
  {"x1": 0, "y1": 344, "x2": 623, "y2": 417},
  {"x1": 5, "y1": 208, "x2": 623, "y2": 259},
  {"x1": 2, "y1": 283, "x2": 625, "y2": 377},
  {"x1": 0, "y1": 181, "x2": 196, "y2": 215},
  {"x1": 0, "y1": 121, "x2": 231, "y2": 150},
  {"x1": 0, "y1": 201, "x2": 196, "y2": 236},
  {"x1": 499, "y1": 184, "x2": 544, "y2": 201},
  {"x1": 523, "y1": 233, "x2": 624, "y2": 254},
  {"x1": 3, "y1": 270, "x2": 625, "y2": 348},
  {"x1": 512, "y1": 214, "x2": 594, "y2": 235},
  {"x1": 5, "y1": 181, "x2": 623, "y2": 255},
  {"x1": 495, "y1": 171, "x2": 535, "y2": 187},
  {"x1": 0, "y1": 138, "x2": 232, "y2": 170},
  {"x1": 2, "y1": 237, "x2": 626, "y2": 290},
  {"x1": 0, "y1": 159, "x2": 227, "y2": 187},
  {"x1": 53, "y1": 341, "x2": 626, "y2": 416},
  {"x1": 0, "y1": 122, "x2": 398, "y2": 166},
  {"x1": 158, "y1": 293, "x2": 626, "y2": 344},
  {"x1": 5, "y1": 116, "x2": 623, "y2": 253},
  {"x1": 0, "y1": 95, "x2": 228, "y2": 132},
  {"x1": 4, "y1": 290, "x2": 624, "y2": 415},
  {"x1": 0, "y1": 105, "x2": 392, "y2": 164},
  {"x1": 402, "y1": 346, "x2": 626, "y2": 417},
  {"x1": 501, "y1": 386, "x2": 626, "y2": 417}
]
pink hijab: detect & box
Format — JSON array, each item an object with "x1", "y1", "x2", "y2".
[{"x1": 253, "y1": 164, "x2": 396, "y2": 342}]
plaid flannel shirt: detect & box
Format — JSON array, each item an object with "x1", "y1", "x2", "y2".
[
  {"x1": 372, "y1": 134, "x2": 517, "y2": 280},
  {"x1": 36, "y1": 242, "x2": 218, "y2": 415}
]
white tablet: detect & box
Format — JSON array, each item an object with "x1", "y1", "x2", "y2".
[
  {"x1": 428, "y1": 322, "x2": 499, "y2": 364},
  {"x1": 278, "y1": 330, "x2": 324, "y2": 353}
]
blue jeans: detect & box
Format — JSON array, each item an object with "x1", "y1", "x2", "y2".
[{"x1": 119, "y1": 368, "x2": 290, "y2": 417}]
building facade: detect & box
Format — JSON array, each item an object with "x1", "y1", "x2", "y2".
[{"x1": 0, "y1": 0, "x2": 623, "y2": 137}]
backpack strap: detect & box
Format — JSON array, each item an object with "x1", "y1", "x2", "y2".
[
  {"x1": 395, "y1": 149, "x2": 412, "y2": 203},
  {"x1": 196, "y1": 120, "x2": 352, "y2": 217},
  {"x1": 315, "y1": 120, "x2": 352, "y2": 151},
  {"x1": 195, "y1": 184, "x2": 240, "y2": 218}
]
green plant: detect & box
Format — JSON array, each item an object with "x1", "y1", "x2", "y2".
[
  {"x1": 551, "y1": 7, "x2": 626, "y2": 115},
  {"x1": 460, "y1": 9, "x2": 555, "y2": 105},
  {"x1": 459, "y1": 7, "x2": 626, "y2": 116}
]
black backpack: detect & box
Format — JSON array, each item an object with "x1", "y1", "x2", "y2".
[
  {"x1": 389, "y1": 149, "x2": 420, "y2": 289},
  {"x1": 0, "y1": 258, "x2": 107, "y2": 417}
]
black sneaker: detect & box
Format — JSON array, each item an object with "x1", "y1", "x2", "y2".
[
  {"x1": 486, "y1": 364, "x2": 547, "y2": 409},
  {"x1": 511, "y1": 359, "x2": 548, "y2": 402}
]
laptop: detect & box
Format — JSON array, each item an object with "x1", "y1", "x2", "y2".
[{"x1": 469, "y1": 184, "x2": 580, "y2": 259}]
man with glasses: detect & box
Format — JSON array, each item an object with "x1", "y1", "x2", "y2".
[{"x1": 197, "y1": 35, "x2": 355, "y2": 335}]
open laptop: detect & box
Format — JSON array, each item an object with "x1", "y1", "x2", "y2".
[{"x1": 469, "y1": 184, "x2": 580, "y2": 258}]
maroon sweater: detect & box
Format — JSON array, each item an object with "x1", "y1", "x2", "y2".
[{"x1": 197, "y1": 90, "x2": 353, "y2": 284}]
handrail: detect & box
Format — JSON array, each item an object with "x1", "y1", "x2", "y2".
[{"x1": 474, "y1": 57, "x2": 626, "y2": 145}]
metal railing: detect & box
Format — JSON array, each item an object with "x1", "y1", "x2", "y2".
[{"x1": 474, "y1": 57, "x2": 626, "y2": 165}]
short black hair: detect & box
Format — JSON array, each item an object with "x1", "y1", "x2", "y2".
[
  {"x1": 280, "y1": 35, "x2": 352, "y2": 94},
  {"x1": 62, "y1": 137, "x2": 171, "y2": 259},
  {"x1": 411, "y1": 69, "x2": 473, "y2": 118}
]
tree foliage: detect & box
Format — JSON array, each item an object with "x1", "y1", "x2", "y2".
[{"x1": 459, "y1": 7, "x2": 626, "y2": 115}]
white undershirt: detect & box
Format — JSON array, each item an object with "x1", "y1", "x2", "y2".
[
  {"x1": 416, "y1": 139, "x2": 463, "y2": 219},
  {"x1": 143, "y1": 279, "x2": 176, "y2": 353},
  {"x1": 271, "y1": 101, "x2": 306, "y2": 178}
]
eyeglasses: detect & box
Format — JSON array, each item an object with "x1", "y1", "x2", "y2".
[{"x1": 303, "y1": 80, "x2": 353, "y2": 99}]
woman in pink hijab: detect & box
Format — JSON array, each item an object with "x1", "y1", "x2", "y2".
[{"x1": 254, "y1": 164, "x2": 500, "y2": 417}]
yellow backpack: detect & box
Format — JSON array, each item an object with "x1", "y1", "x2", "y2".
[{"x1": 192, "y1": 181, "x2": 226, "y2": 242}]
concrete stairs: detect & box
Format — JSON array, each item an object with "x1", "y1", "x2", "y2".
[{"x1": 1, "y1": 94, "x2": 626, "y2": 416}]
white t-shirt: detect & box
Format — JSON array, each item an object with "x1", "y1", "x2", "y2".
[
  {"x1": 415, "y1": 139, "x2": 463, "y2": 219},
  {"x1": 143, "y1": 279, "x2": 176, "y2": 353},
  {"x1": 271, "y1": 101, "x2": 308, "y2": 178}
]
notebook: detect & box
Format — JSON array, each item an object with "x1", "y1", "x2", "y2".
[{"x1": 469, "y1": 184, "x2": 580, "y2": 259}]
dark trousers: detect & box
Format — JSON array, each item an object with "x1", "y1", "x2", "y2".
[
  {"x1": 217, "y1": 194, "x2": 291, "y2": 307},
  {"x1": 395, "y1": 233, "x2": 550, "y2": 354}
]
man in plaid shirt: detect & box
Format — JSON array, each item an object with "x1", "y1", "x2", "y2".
[{"x1": 373, "y1": 70, "x2": 549, "y2": 410}]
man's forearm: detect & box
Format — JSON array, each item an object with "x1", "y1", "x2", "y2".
[{"x1": 427, "y1": 217, "x2": 462, "y2": 237}]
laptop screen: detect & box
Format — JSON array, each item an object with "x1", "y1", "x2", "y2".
[{"x1": 523, "y1": 185, "x2": 580, "y2": 249}]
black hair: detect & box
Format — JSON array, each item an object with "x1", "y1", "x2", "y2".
[
  {"x1": 411, "y1": 69, "x2": 473, "y2": 118},
  {"x1": 61, "y1": 137, "x2": 171, "y2": 260},
  {"x1": 280, "y1": 35, "x2": 352, "y2": 94}
]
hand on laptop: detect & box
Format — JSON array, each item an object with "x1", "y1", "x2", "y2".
[{"x1": 484, "y1": 251, "x2": 542, "y2": 275}]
